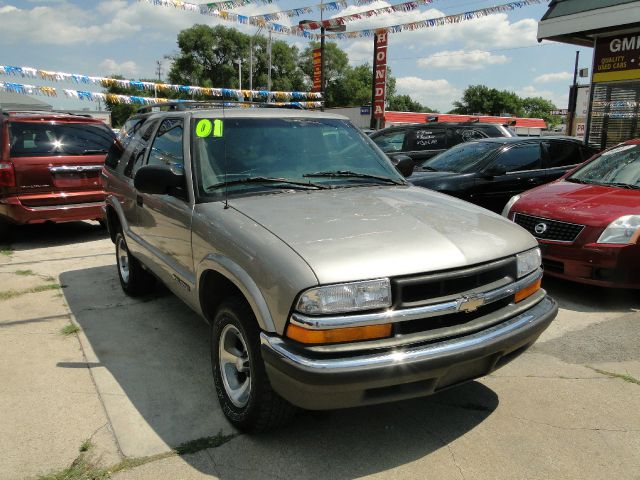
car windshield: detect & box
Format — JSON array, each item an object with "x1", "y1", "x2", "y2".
[
  {"x1": 9, "y1": 122, "x2": 115, "y2": 157},
  {"x1": 568, "y1": 144, "x2": 640, "y2": 189},
  {"x1": 420, "y1": 141, "x2": 497, "y2": 173},
  {"x1": 192, "y1": 117, "x2": 404, "y2": 197}
]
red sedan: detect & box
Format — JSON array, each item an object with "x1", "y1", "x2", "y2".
[{"x1": 503, "y1": 139, "x2": 640, "y2": 289}]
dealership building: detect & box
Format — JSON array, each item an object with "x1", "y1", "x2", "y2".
[{"x1": 538, "y1": 0, "x2": 640, "y2": 148}]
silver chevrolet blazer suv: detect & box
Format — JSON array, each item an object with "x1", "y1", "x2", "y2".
[{"x1": 102, "y1": 104, "x2": 558, "y2": 432}]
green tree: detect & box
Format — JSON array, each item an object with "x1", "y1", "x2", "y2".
[
  {"x1": 387, "y1": 94, "x2": 438, "y2": 113},
  {"x1": 452, "y1": 85, "x2": 523, "y2": 116},
  {"x1": 521, "y1": 96, "x2": 560, "y2": 126}
]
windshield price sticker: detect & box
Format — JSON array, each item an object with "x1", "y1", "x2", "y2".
[{"x1": 195, "y1": 119, "x2": 223, "y2": 138}]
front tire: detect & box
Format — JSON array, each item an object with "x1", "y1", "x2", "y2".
[
  {"x1": 211, "y1": 296, "x2": 296, "y2": 432},
  {"x1": 115, "y1": 232, "x2": 154, "y2": 296}
]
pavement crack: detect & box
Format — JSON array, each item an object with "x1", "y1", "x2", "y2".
[
  {"x1": 511, "y1": 415, "x2": 639, "y2": 433},
  {"x1": 422, "y1": 425, "x2": 466, "y2": 480}
]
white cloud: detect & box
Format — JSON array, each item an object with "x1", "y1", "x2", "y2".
[
  {"x1": 418, "y1": 50, "x2": 508, "y2": 70},
  {"x1": 518, "y1": 85, "x2": 568, "y2": 108},
  {"x1": 345, "y1": 40, "x2": 373, "y2": 65},
  {"x1": 395, "y1": 76, "x2": 461, "y2": 111},
  {"x1": 534, "y1": 72, "x2": 572, "y2": 83},
  {"x1": 100, "y1": 59, "x2": 139, "y2": 76}
]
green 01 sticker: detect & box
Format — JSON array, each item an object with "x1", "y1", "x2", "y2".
[
  {"x1": 195, "y1": 119, "x2": 223, "y2": 138},
  {"x1": 195, "y1": 119, "x2": 212, "y2": 137}
]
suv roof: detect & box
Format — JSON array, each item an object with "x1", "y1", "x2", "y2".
[
  {"x1": 1, "y1": 110, "x2": 105, "y2": 123},
  {"x1": 472, "y1": 136, "x2": 584, "y2": 144}
]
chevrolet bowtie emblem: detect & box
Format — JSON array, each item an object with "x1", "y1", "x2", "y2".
[{"x1": 458, "y1": 295, "x2": 484, "y2": 313}]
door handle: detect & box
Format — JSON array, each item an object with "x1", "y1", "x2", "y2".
[{"x1": 136, "y1": 195, "x2": 143, "y2": 207}]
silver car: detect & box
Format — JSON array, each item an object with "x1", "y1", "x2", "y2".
[{"x1": 102, "y1": 104, "x2": 557, "y2": 432}]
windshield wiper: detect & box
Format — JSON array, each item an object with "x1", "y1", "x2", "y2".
[
  {"x1": 606, "y1": 182, "x2": 640, "y2": 190},
  {"x1": 566, "y1": 178, "x2": 599, "y2": 185},
  {"x1": 302, "y1": 170, "x2": 404, "y2": 185},
  {"x1": 418, "y1": 166, "x2": 439, "y2": 172},
  {"x1": 205, "y1": 176, "x2": 327, "y2": 191}
]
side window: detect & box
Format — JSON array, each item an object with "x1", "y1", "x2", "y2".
[
  {"x1": 406, "y1": 128, "x2": 446, "y2": 151},
  {"x1": 147, "y1": 119, "x2": 184, "y2": 170},
  {"x1": 373, "y1": 130, "x2": 406, "y2": 153},
  {"x1": 447, "y1": 128, "x2": 486, "y2": 147},
  {"x1": 104, "y1": 139, "x2": 123, "y2": 170},
  {"x1": 123, "y1": 119, "x2": 160, "y2": 178},
  {"x1": 120, "y1": 118, "x2": 143, "y2": 147},
  {"x1": 492, "y1": 144, "x2": 542, "y2": 173},
  {"x1": 544, "y1": 141, "x2": 581, "y2": 168}
]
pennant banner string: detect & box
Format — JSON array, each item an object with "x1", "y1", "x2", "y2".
[
  {"x1": 139, "y1": 0, "x2": 543, "y2": 40},
  {"x1": 0, "y1": 65, "x2": 323, "y2": 100},
  {"x1": 0, "y1": 81, "x2": 323, "y2": 108}
]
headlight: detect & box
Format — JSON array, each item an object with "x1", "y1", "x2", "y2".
[
  {"x1": 502, "y1": 195, "x2": 520, "y2": 218},
  {"x1": 597, "y1": 215, "x2": 640, "y2": 244},
  {"x1": 296, "y1": 278, "x2": 391, "y2": 315},
  {"x1": 517, "y1": 248, "x2": 541, "y2": 278}
]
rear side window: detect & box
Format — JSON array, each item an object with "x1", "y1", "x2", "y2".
[
  {"x1": 406, "y1": 128, "x2": 446, "y2": 151},
  {"x1": 448, "y1": 128, "x2": 487, "y2": 146},
  {"x1": 122, "y1": 119, "x2": 160, "y2": 178},
  {"x1": 9, "y1": 122, "x2": 114, "y2": 157},
  {"x1": 372, "y1": 130, "x2": 406, "y2": 153},
  {"x1": 147, "y1": 119, "x2": 184, "y2": 170},
  {"x1": 492, "y1": 144, "x2": 542, "y2": 172},
  {"x1": 544, "y1": 141, "x2": 581, "y2": 168}
]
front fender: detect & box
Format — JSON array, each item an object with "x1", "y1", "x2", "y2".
[{"x1": 197, "y1": 253, "x2": 277, "y2": 332}]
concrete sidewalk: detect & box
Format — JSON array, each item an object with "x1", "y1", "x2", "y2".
[{"x1": 1, "y1": 222, "x2": 639, "y2": 480}]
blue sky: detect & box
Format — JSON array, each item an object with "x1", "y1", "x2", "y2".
[{"x1": 0, "y1": 0, "x2": 594, "y2": 113}]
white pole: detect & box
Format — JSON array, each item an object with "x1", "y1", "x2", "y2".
[{"x1": 268, "y1": 30, "x2": 272, "y2": 91}]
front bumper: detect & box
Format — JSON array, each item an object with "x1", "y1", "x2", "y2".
[
  {"x1": 540, "y1": 241, "x2": 640, "y2": 289},
  {"x1": 261, "y1": 295, "x2": 557, "y2": 410}
]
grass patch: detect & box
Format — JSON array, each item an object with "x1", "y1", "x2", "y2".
[
  {"x1": 40, "y1": 433, "x2": 235, "y2": 480},
  {"x1": 0, "y1": 283, "x2": 59, "y2": 301},
  {"x1": 61, "y1": 324, "x2": 81, "y2": 336},
  {"x1": 15, "y1": 269, "x2": 35, "y2": 276},
  {"x1": 589, "y1": 367, "x2": 640, "y2": 385},
  {"x1": 0, "y1": 244, "x2": 13, "y2": 256}
]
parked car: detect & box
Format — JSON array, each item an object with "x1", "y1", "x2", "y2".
[
  {"x1": 408, "y1": 137, "x2": 598, "y2": 212},
  {"x1": 503, "y1": 139, "x2": 640, "y2": 289},
  {"x1": 0, "y1": 110, "x2": 116, "y2": 238},
  {"x1": 103, "y1": 102, "x2": 557, "y2": 432},
  {"x1": 369, "y1": 121, "x2": 517, "y2": 165}
]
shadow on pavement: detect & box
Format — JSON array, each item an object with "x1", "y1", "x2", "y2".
[
  {"x1": 542, "y1": 276, "x2": 640, "y2": 313},
  {"x1": 60, "y1": 264, "x2": 499, "y2": 477},
  {"x1": 4, "y1": 221, "x2": 108, "y2": 251}
]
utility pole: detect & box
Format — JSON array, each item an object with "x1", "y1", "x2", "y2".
[
  {"x1": 235, "y1": 59, "x2": 242, "y2": 90},
  {"x1": 566, "y1": 50, "x2": 580, "y2": 137},
  {"x1": 156, "y1": 60, "x2": 162, "y2": 82},
  {"x1": 267, "y1": 29, "x2": 272, "y2": 92},
  {"x1": 249, "y1": 26, "x2": 263, "y2": 99}
]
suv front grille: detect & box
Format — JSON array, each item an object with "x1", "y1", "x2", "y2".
[
  {"x1": 392, "y1": 257, "x2": 516, "y2": 309},
  {"x1": 514, "y1": 213, "x2": 584, "y2": 243}
]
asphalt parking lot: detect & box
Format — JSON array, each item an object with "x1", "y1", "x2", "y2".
[{"x1": 1, "y1": 221, "x2": 639, "y2": 480}]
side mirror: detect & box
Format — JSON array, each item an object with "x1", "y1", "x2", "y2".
[
  {"x1": 484, "y1": 166, "x2": 507, "y2": 178},
  {"x1": 392, "y1": 154, "x2": 415, "y2": 178},
  {"x1": 134, "y1": 164, "x2": 185, "y2": 195}
]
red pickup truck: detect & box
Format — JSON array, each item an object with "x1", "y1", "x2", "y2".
[{"x1": 0, "y1": 111, "x2": 115, "y2": 239}]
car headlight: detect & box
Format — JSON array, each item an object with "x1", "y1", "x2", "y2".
[
  {"x1": 517, "y1": 248, "x2": 541, "y2": 278},
  {"x1": 597, "y1": 215, "x2": 640, "y2": 244},
  {"x1": 502, "y1": 195, "x2": 520, "y2": 218},
  {"x1": 296, "y1": 278, "x2": 391, "y2": 315}
]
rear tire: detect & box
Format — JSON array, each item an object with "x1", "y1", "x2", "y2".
[
  {"x1": 211, "y1": 295, "x2": 296, "y2": 433},
  {"x1": 115, "y1": 232, "x2": 154, "y2": 296}
]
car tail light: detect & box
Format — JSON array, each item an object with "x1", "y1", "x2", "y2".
[
  {"x1": 286, "y1": 323, "x2": 392, "y2": 344},
  {"x1": 0, "y1": 162, "x2": 15, "y2": 187}
]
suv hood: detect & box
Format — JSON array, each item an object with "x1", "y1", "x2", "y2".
[{"x1": 230, "y1": 186, "x2": 536, "y2": 284}]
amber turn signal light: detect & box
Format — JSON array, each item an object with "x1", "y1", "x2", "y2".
[
  {"x1": 286, "y1": 323, "x2": 392, "y2": 344},
  {"x1": 515, "y1": 278, "x2": 542, "y2": 303}
]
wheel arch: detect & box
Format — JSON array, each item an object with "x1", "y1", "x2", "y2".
[{"x1": 198, "y1": 254, "x2": 277, "y2": 333}]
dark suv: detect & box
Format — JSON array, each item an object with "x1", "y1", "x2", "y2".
[
  {"x1": 370, "y1": 122, "x2": 516, "y2": 164},
  {"x1": 0, "y1": 110, "x2": 115, "y2": 238}
]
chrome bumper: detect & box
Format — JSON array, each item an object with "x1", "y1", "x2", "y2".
[{"x1": 290, "y1": 269, "x2": 543, "y2": 330}]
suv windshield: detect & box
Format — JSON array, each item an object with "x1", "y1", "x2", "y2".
[
  {"x1": 567, "y1": 143, "x2": 640, "y2": 189},
  {"x1": 420, "y1": 141, "x2": 498, "y2": 173},
  {"x1": 193, "y1": 117, "x2": 404, "y2": 196},
  {"x1": 9, "y1": 122, "x2": 115, "y2": 157}
]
